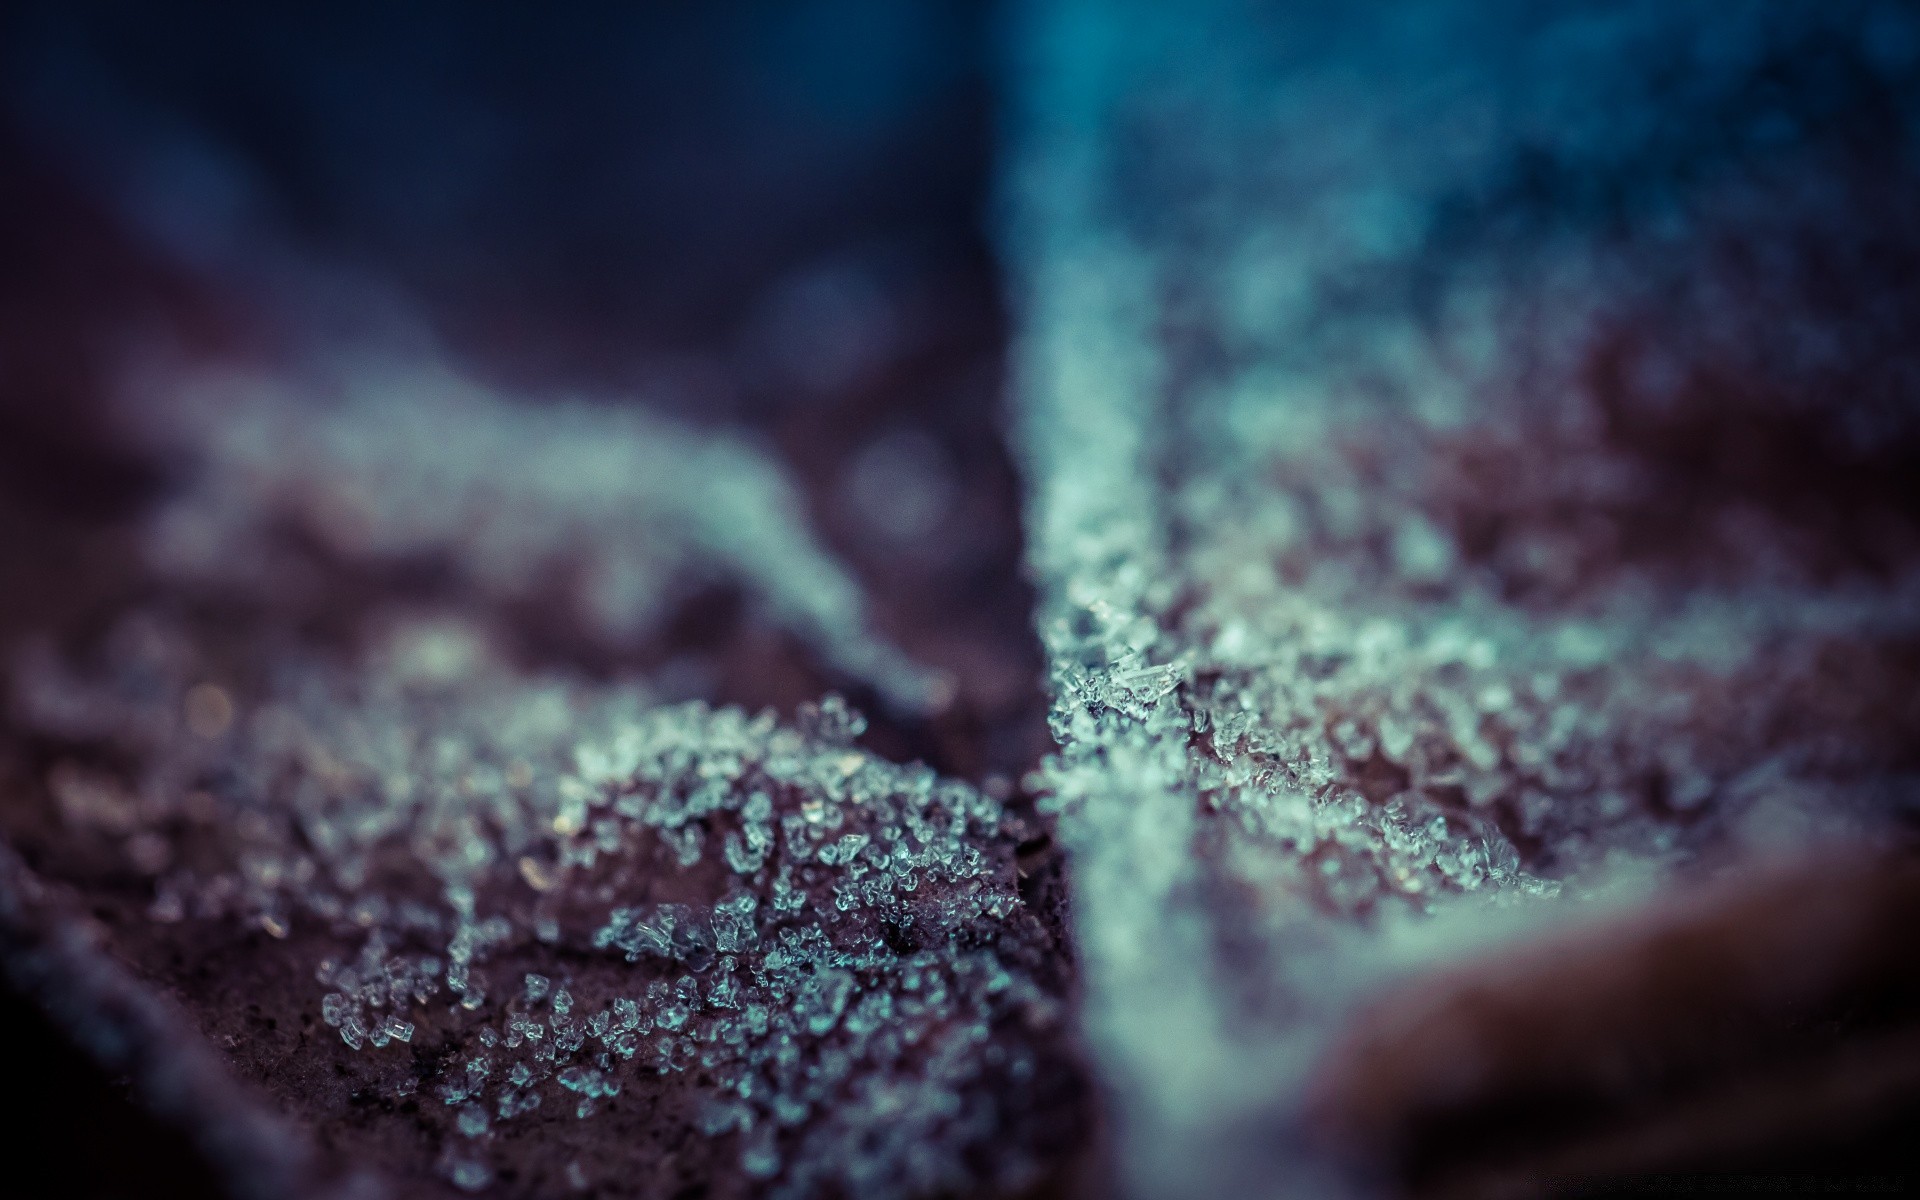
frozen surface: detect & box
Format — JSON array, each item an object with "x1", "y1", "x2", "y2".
[
  {"x1": 142, "y1": 359, "x2": 941, "y2": 714},
  {"x1": 6, "y1": 3, "x2": 1920, "y2": 1195},
  {"x1": 7, "y1": 360, "x2": 1069, "y2": 1197},
  {"x1": 1003, "y1": 1, "x2": 1920, "y2": 1194}
]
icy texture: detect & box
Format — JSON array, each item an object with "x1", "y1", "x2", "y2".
[
  {"x1": 13, "y1": 613, "x2": 1057, "y2": 1196},
  {"x1": 1005, "y1": 2, "x2": 1920, "y2": 1196},
  {"x1": 143, "y1": 358, "x2": 939, "y2": 713},
  {"x1": 4, "y1": 346, "x2": 1057, "y2": 1196}
]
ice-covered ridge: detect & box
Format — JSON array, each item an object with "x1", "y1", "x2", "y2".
[
  {"x1": 1003, "y1": 1, "x2": 1920, "y2": 1196},
  {"x1": 143, "y1": 357, "x2": 940, "y2": 713}
]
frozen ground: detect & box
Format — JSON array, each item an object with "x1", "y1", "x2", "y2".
[{"x1": 4, "y1": 2, "x2": 1920, "y2": 1197}]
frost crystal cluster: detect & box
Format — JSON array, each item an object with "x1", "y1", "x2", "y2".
[
  {"x1": 1006, "y1": 1, "x2": 1920, "y2": 1195},
  {"x1": 8, "y1": 364, "x2": 1062, "y2": 1197}
]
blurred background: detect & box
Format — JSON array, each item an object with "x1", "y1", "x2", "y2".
[{"x1": 0, "y1": 0, "x2": 1048, "y2": 769}]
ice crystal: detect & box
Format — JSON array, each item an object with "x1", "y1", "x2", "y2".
[
  {"x1": 9, "y1": 605, "x2": 1056, "y2": 1196},
  {"x1": 448, "y1": 1159, "x2": 492, "y2": 1192},
  {"x1": 1004, "y1": 0, "x2": 1920, "y2": 1195}
]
